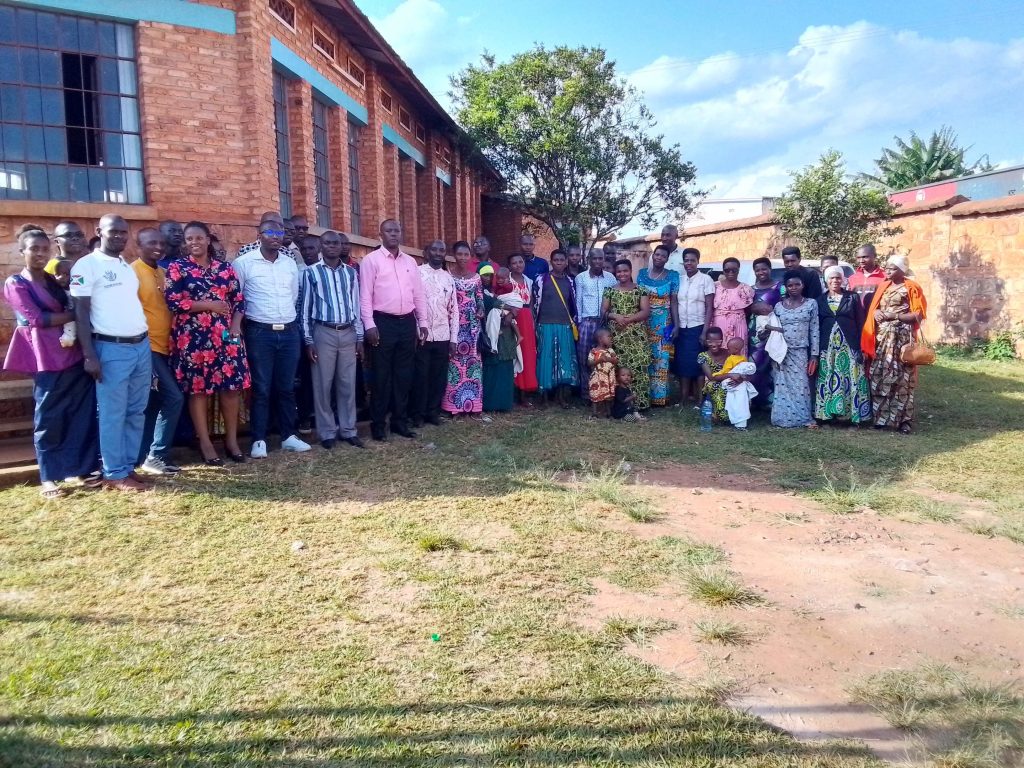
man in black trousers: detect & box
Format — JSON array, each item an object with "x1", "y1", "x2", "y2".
[{"x1": 358, "y1": 220, "x2": 428, "y2": 441}]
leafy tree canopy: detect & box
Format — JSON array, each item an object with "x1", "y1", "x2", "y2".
[
  {"x1": 775, "y1": 150, "x2": 901, "y2": 259},
  {"x1": 859, "y1": 126, "x2": 992, "y2": 192},
  {"x1": 451, "y1": 46, "x2": 699, "y2": 246}
]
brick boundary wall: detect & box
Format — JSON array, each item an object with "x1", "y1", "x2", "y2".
[{"x1": 614, "y1": 194, "x2": 1024, "y2": 343}]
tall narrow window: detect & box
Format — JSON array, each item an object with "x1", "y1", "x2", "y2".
[
  {"x1": 0, "y1": 6, "x2": 144, "y2": 203},
  {"x1": 347, "y1": 119, "x2": 361, "y2": 236},
  {"x1": 272, "y1": 72, "x2": 292, "y2": 217},
  {"x1": 312, "y1": 99, "x2": 331, "y2": 227}
]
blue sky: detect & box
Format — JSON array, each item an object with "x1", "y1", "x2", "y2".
[{"x1": 357, "y1": 0, "x2": 1024, "y2": 207}]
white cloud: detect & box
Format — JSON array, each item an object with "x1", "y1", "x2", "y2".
[
  {"x1": 369, "y1": 0, "x2": 479, "y2": 107},
  {"x1": 629, "y1": 22, "x2": 1024, "y2": 197}
]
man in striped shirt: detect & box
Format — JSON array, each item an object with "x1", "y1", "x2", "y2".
[{"x1": 299, "y1": 230, "x2": 365, "y2": 449}]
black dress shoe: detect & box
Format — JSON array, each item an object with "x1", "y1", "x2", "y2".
[
  {"x1": 410, "y1": 418, "x2": 424, "y2": 428},
  {"x1": 344, "y1": 436, "x2": 366, "y2": 449},
  {"x1": 320, "y1": 439, "x2": 335, "y2": 450},
  {"x1": 425, "y1": 415, "x2": 442, "y2": 426},
  {"x1": 227, "y1": 451, "x2": 246, "y2": 464},
  {"x1": 392, "y1": 427, "x2": 417, "y2": 439},
  {"x1": 371, "y1": 429, "x2": 388, "y2": 442}
]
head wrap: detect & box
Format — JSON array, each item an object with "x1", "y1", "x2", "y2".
[
  {"x1": 886, "y1": 253, "x2": 913, "y2": 276},
  {"x1": 824, "y1": 265, "x2": 845, "y2": 282}
]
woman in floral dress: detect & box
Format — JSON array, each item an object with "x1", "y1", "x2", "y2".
[
  {"x1": 165, "y1": 221, "x2": 249, "y2": 464},
  {"x1": 861, "y1": 254, "x2": 927, "y2": 434},
  {"x1": 761, "y1": 270, "x2": 819, "y2": 428},
  {"x1": 442, "y1": 241, "x2": 485, "y2": 416},
  {"x1": 601, "y1": 259, "x2": 651, "y2": 409},
  {"x1": 712, "y1": 256, "x2": 754, "y2": 346},
  {"x1": 637, "y1": 244, "x2": 680, "y2": 406}
]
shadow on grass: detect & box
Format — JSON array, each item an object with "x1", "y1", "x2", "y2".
[
  {"x1": 161, "y1": 359, "x2": 1024, "y2": 506},
  {"x1": 0, "y1": 697, "x2": 882, "y2": 767}
]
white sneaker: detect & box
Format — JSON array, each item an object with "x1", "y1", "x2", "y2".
[
  {"x1": 281, "y1": 435, "x2": 311, "y2": 453},
  {"x1": 250, "y1": 440, "x2": 268, "y2": 459}
]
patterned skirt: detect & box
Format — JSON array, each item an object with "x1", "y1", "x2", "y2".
[
  {"x1": 771, "y1": 346, "x2": 813, "y2": 427},
  {"x1": 869, "y1": 320, "x2": 916, "y2": 428},
  {"x1": 815, "y1": 326, "x2": 871, "y2": 423},
  {"x1": 536, "y1": 323, "x2": 579, "y2": 390},
  {"x1": 442, "y1": 325, "x2": 483, "y2": 414}
]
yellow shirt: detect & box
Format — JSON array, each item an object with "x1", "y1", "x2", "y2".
[
  {"x1": 131, "y1": 259, "x2": 172, "y2": 355},
  {"x1": 720, "y1": 354, "x2": 747, "y2": 376}
]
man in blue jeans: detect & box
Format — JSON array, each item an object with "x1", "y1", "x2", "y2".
[
  {"x1": 233, "y1": 216, "x2": 311, "y2": 458},
  {"x1": 132, "y1": 227, "x2": 184, "y2": 474},
  {"x1": 72, "y1": 214, "x2": 153, "y2": 492}
]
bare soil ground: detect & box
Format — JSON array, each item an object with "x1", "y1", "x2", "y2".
[{"x1": 583, "y1": 465, "x2": 1024, "y2": 765}]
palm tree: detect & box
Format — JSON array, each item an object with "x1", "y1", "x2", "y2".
[{"x1": 860, "y1": 126, "x2": 991, "y2": 192}]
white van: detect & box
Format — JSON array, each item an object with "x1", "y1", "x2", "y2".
[{"x1": 697, "y1": 258, "x2": 853, "y2": 286}]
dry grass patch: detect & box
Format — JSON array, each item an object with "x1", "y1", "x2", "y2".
[{"x1": 848, "y1": 664, "x2": 1024, "y2": 766}]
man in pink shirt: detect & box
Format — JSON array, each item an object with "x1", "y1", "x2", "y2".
[
  {"x1": 848, "y1": 243, "x2": 887, "y2": 312},
  {"x1": 359, "y1": 219, "x2": 428, "y2": 441}
]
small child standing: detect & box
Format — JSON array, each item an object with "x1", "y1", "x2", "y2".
[
  {"x1": 52, "y1": 260, "x2": 77, "y2": 348},
  {"x1": 587, "y1": 328, "x2": 617, "y2": 418},
  {"x1": 611, "y1": 367, "x2": 646, "y2": 423},
  {"x1": 718, "y1": 337, "x2": 758, "y2": 430}
]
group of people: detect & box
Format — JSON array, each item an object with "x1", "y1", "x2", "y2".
[{"x1": 4, "y1": 214, "x2": 927, "y2": 498}]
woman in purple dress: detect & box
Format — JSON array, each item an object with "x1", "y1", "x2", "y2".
[
  {"x1": 748, "y1": 256, "x2": 782, "y2": 408},
  {"x1": 3, "y1": 226, "x2": 100, "y2": 498}
]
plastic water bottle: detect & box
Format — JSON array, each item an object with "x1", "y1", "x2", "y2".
[{"x1": 699, "y1": 399, "x2": 713, "y2": 432}]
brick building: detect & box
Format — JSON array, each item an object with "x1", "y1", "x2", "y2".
[
  {"x1": 0, "y1": 0, "x2": 529, "y2": 442},
  {"x1": 0, "y1": 0, "x2": 515, "y2": 255}
]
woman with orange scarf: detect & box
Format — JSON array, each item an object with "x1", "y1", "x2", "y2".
[{"x1": 860, "y1": 254, "x2": 927, "y2": 434}]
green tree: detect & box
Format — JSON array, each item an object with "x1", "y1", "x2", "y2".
[
  {"x1": 860, "y1": 126, "x2": 992, "y2": 192},
  {"x1": 451, "y1": 46, "x2": 699, "y2": 246},
  {"x1": 775, "y1": 150, "x2": 901, "y2": 259}
]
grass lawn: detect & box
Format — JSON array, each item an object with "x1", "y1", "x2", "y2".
[{"x1": 1, "y1": 356, "x2": 1021, "y2": 767}]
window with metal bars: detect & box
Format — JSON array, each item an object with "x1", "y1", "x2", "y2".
[
  {"x1": 0, "y1": 5, "x2": 144, "y2": 203},
  {"x1": 312, "y1": 27, "x2": 334, "y2": 61},
  {"x1": 268, "y1": 0, "x2": 295, "y2": 28},
  {"x1": 312, "y1": 99, "x2": 331, "y2": 227},
  {"x1": 347, "y1": 119, "x2": 361, "y2": 236},
  {"x1": 272, "y1": 72, "x2": 292, "y2": 218}
]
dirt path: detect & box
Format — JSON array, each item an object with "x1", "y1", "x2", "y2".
[{"x1": 582, "y1": 465, "x2": 1024, "y2": 765}]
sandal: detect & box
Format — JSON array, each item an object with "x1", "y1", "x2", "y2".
[
  {"x1": 898, "y1": 424, "x2": 913, "y2": 435},
  {"x1": 39, "y1": 484, "x2": 64, "y2": 499},
  {"x1": 80, "y1": 471, "x2": 104, "y2": 490}
]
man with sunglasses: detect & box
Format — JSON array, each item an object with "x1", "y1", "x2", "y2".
[
  {"x1": 233, "y1": 213, "x2": 312, "y2": 458},
  {"x1": 45, "y1": 220, "x2": 90, "y2": 275}
]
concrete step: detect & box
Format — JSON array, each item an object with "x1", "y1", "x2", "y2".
[
  {"x1": 0, "y1": 378, "x2": 35, "y2": 429},
  {"x1": 0, "y1": 436, "x2": 36, "y2": 469}
]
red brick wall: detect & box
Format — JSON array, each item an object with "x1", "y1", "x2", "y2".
[{"x1": 0, "y1": 0, "x2": 494, "y2": 262}]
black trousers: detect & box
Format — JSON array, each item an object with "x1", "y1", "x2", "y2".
[
  {"x1": 411, "y1": 340, "x2": 449, "y2": 424},
  {"x1": 370, "y1": 312, "x2": 417, "y2": 433}
]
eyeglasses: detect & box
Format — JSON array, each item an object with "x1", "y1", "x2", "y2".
[
  {"x1": 261, "y1": 229, "x2": 285, "y2": 237},
  {"x1": 55, "y1": 231, "x2": 84, "y2": 239}
]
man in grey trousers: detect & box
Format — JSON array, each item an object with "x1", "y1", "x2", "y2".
[{"x1": 298, "y1": 230, "x2": 365, "y2": 449}]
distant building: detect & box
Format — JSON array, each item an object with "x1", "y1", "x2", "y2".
[
  {"x1": 889, "y1": 164, "x2": 1024, "y2": 208},
  {"x1": 682, "y1": 197, "x2": 777, "y2": 228}
]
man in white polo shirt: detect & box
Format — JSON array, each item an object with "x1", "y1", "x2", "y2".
[
  {"x1": 72, "y1": 214, "x2": 152, "y2": 492},
  {"x1": 233, "y1": 217, "x2": 311, "y2": 458}
]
